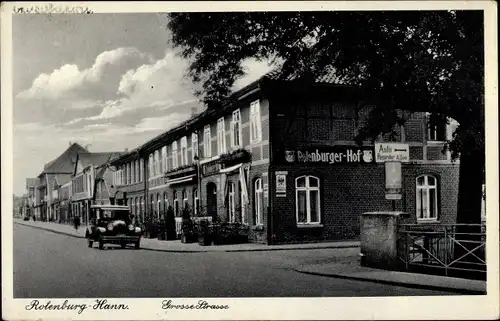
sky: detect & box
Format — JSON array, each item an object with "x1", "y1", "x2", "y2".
[{"x1": 12, "y1": 13, "x2": 274, "y2": 196}]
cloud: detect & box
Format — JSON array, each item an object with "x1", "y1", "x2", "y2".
[
  {"x1": 13, "y1": 48, "x2": 278, "y2": 196},
  {"x1": 134, "y1": 113, "x2": 189, "y2": 133},
  {"x1": 17, "y1": 47, "x2": 152, "y2": 101}
]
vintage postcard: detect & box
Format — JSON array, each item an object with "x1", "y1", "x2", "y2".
[{"x1": 1, "y1": 1, "x2": 499, "y2": 320}]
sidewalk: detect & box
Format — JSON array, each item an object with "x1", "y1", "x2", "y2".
[
  {"x1": 294, "y1": 256, "x2": 487, "y2": 295},
  {"x1": 14, "y1": 219, "x2": 359, "y2": 253}
]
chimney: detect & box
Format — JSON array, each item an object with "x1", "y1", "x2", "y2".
[
  {"x1": 191, "y1": 107, "x2": 198, "y2": 117},
  {"x1": 69, "y1": 141, "x2": 72, "y2": 146},
  {"x1": 124, "y1": 148, "x2": 129, "y2": 152}
]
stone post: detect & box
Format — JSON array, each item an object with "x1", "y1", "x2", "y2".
[{"x1": 360, "y1": 211, "x2": 408, "y2": 270}]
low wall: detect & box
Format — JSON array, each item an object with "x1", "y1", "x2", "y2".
[{"x1": 360, "y1": 211, "x2": 408, "y2": 270}]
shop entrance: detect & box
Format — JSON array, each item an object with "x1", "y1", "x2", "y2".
[{"x1": 206, "y1": 182, "x2": 218, "y2": 218}]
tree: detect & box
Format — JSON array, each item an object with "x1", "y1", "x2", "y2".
[{"x1": 167, "y1": 11, "x2": 485, "y2": 225}]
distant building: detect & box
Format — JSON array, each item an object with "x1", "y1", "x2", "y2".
[
  {"x1": 70, "y1": 152, "x2": 123, "y2": 225},
  {"x1": 34, "y1": 143, "x2": 88, "y2": 221},
  {"x1": 22, "y1": 178, "x2": 38, "y2": 219}
]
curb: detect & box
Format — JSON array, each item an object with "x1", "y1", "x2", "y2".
[
  {"x1": 15, "y1": 222, "x2": 359, "y2": 254},
  {"x1": 225, "y1": 244, "x2": 358, "y2": 252},
  {"x1": 16, "y1": 222, "x2": 85, "y2": 239},
  {"x1": 293, "y1": 268, "x2": 487, "y2": 295}
]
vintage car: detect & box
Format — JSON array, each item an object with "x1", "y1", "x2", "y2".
[{"x1": 85, "y1": 205, "x2": 142, "y2": 250}]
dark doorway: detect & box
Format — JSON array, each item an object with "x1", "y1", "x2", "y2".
[{"x1": 206, "y1": 182, "x2": 218, "y2": 219}]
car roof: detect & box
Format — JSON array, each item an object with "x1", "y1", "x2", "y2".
[{"x1": 90, "y1": 205, "x2": 130, "y2": 211}]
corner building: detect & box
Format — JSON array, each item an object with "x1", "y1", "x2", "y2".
[{"x1": 119, "y1": 69, "x2": 460, "y2": 245}]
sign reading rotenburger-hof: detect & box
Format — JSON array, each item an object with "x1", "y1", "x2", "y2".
[{"x1": 280, "y1": 146, "x2": 375, "y2": 164}]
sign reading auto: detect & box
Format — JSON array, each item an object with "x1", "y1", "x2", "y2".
[
  {"x1": 284, "y1": 146, "x2": 374, "y2": 164},
  {"x1": 374, "y1": 143, "x2": 410, "y2": 163}
]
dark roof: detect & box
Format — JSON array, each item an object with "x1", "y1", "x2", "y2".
[
  {"x1": 42, "y1": 143, "x2": 88, "y2": 174},
  {"x1": 264, "y1": 65, "x2": 346, "y2": 84},
  {"x1": 119, "y1": 65, "x2": 347, "y2": 154},
  {"x1": 78, "y1": 152, "x2": 124, "y2": 169},
  {"x1": 26, "y1": 178, "x2": 38, "y2": 188}
]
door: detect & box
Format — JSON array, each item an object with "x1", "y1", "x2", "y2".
[{"x1": 206, "y1": 182, "x2": 217, "y2": 219}]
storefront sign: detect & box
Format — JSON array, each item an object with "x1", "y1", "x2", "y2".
[
  {"x1": 202, "y1": 162, "x2": 221, "y2": 176},
  {"x1": 385, "y1": 161, "x2": 402, "y2": 200},
  {"x1": 282, "y1": 146, "x2": 374, "y2": 164},
  {"x1": 375, "y1": 143, "x2": 410, "y2": 163}
]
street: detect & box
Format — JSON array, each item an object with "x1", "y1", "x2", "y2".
[{"x1": 13, "y1": 224, "x2": 452, "y2": 298}]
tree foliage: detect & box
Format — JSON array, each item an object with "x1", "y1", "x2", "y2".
[{"x1": 167, "y1": 11, "x2": 485, "y2": 223}]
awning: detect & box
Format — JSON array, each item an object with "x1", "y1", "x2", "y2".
[
  {"x1": 219, "y1": 163, "x2": 242, "y2": 174},
  {"x1": 166, "y1": 174, "x2": 196, "y2": 186}
]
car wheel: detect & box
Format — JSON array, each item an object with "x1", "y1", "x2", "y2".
[
  {"x1": 120, "y1": 241, "x2": 126, "y2": 249},
  {"x1": 87, "y1": 239, "x2": 93, "y2": 248},
  {"x1": 134, "y1": 240, "x2": 140, "y2": 249}
]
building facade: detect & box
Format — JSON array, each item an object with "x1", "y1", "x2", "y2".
[
  {"x1": 71, "y1": 152, "x2": 122, "y2": 225},
  {"x1": 23, "y1": 178, "x2": 37, "y2": 219},
  {"x1": 33, "y1": 143, "x2": 88, "y2": 221},
  {"x1": 128, "y1": 71, "x2": 459, "y2": 244},
  {"x1": 108, "y1": 149, "x2": 146, "y2": 223},
  {"x1": 265, "y1": 78, "x2": 459, "y2": 244}
]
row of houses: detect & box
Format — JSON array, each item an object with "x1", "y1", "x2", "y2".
[{"x1": 21, "y1": 68, "x2": 463, "y2": 244}]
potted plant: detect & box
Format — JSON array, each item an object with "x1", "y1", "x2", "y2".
[
  {"x1": 157, "y1": 211, "x2": 166, "y2": 240},
  {"x1": 181, "y1": 206, "x2": 197, "y2": 243},
  {"x1": 165, "y1": 206, "x2": 177, "y2": 241}
]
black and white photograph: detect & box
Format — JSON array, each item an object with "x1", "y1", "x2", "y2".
[{"x1": 2, "y1": 1, "x2": 498, "y2": 320}]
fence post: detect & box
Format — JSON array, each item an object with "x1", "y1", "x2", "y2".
[{"x1": 444, "y1": 227, "x2": 448, "y2": 276}]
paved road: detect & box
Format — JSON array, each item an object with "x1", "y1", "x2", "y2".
[{"x1": 13, "y1": 224, "x2": 453, "y2": 298}]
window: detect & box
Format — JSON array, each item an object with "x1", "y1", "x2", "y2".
[
  {"x1": 217, "y1": 117, "x2": 226, "y2": 155},
  {"x1": 133, "y1": 161, "x2": 137, "y2": 183},
  {"x1": 173, "y1": 191, "x2": 179, "y2": 217},
  {"x1": 140, "y1": 197, "x2": 144, "y2": 221},
  {"x1": 164, "y1": 192, "x2": 168, "y2": 212},
  {"x1": 181, "y1": 136, "x2": 188, "y2": 166},
  {"x1": 150, "y1": 194, "x2": 154, "y2": 215},
  {"x1": 295, "y1": 176, "x2": 321, "y2": 225},
  {"x1": 134, "y1": 161, "x2": 138, "y2": 183},
  {"x1": 182, "y1": 189, "x2": 188, "y2": 209},
  {"x1": 254, "y1": 178, "x2": 264, "y2": 225},
  {"x1": 238, "y1": 181, "x2": 247, "y2": 224},
  {"x1": 140, "y1": 159, "x2": 144, "y2": 182},
  {"x1": 162, "y1": 146, "x2": 167, "y2": 172},
  {"x1": 416, "y1": 175, "x2": 439, "y2": 221},
  {"x1": 231, "y1": 109, "x2": 242, "y2": 148},
  {"x1": 250, "y1": 100, "x2": 262, "y2": 143},
  {"x1": 172, "y1": 141, "x2": 178, "y2": 169},
  {"x1": 157, "y1": 193, "x2": 161, "y2": 219},
  {"x1": 155, "y1": 150, "x2": 161, "y2": 175},
  {"x1": 427, "y1": 113, "x2": 447, "y2": 141},
  {"x1": 191, "y1": 133, "x2": 198, "y2": 162},
  {"x1": 148, "y1": 154, "x2": 153, "y2": 178},
  {"x1": 228, "y1": 182, "x2": 236, "y2": 222},
  {"x1": 203, "y1": 125, "x2": 211, "y2": 158},
  {"x1": 193, "y1": 189, "x2": 199, "y2": 215}
]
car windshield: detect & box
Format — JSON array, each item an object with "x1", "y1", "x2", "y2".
[{"x1": 100, "y1": 209, "x2": 130, "y2": 222}]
